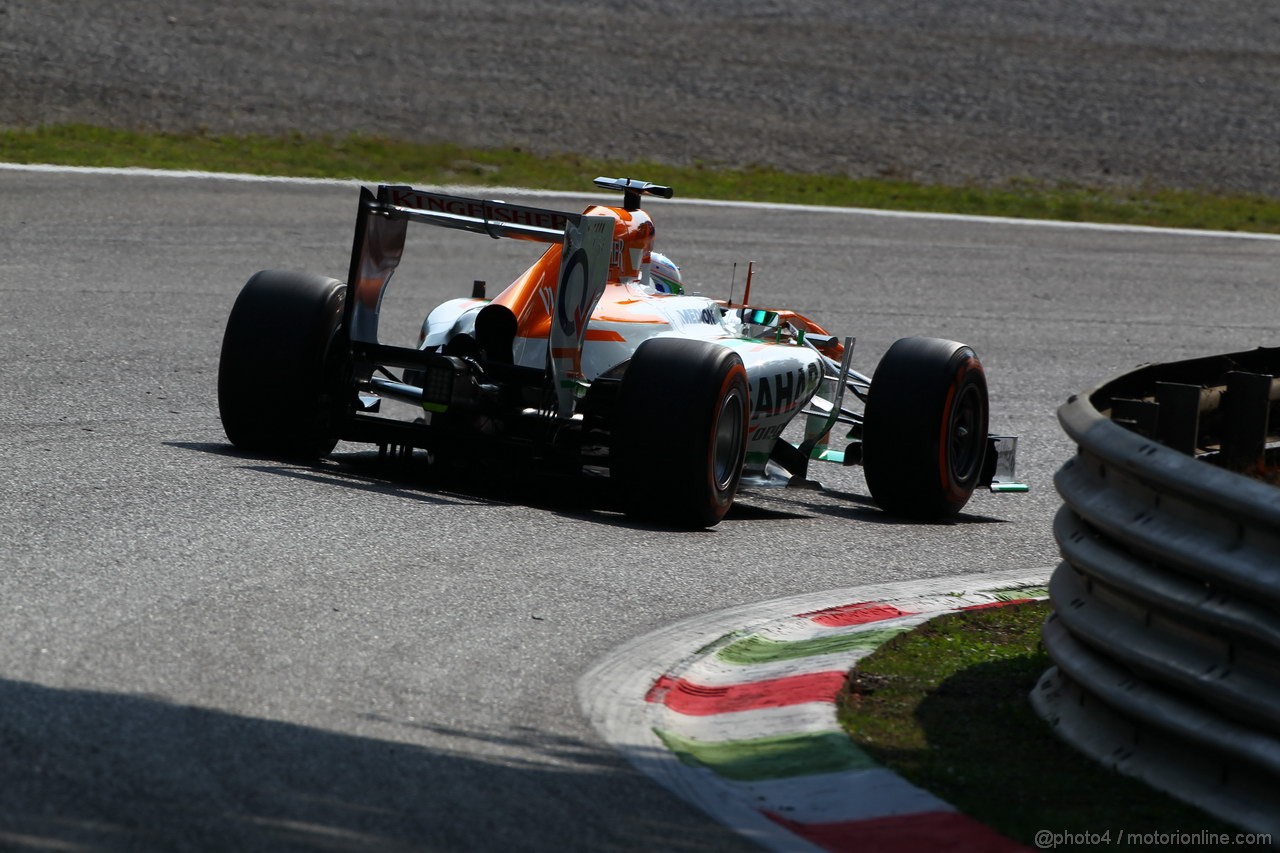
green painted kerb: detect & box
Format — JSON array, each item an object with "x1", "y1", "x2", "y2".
[
  {"x1": 716, "y1": 626, "x2": 909, "y2": 665},
  {"x1": 654, "y1": 728, "x2": 878, "y2": 782}
]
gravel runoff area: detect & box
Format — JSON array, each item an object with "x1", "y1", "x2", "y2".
[{"x1": 2, "y1": 0, "x2": 1279, "y2": 196}]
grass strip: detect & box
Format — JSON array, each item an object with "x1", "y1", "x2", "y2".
[
  {"x1": 837, "y1": 601, "x2": 1238, "y2": 848},
  {"x1": 5, "y1": 124, "x2": 1280, "y2": 234}
]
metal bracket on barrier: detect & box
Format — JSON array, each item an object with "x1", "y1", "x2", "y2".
[
  {"x1": 1223, "y1": 371, "x2": 1273, "y2": 472},
  {"x1": 1154, "y1": 381, "x2": 1201, "y2": 455}
]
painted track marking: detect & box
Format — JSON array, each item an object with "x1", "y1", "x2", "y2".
[{"x1": 579, "y1": 568, "x2": 1049, "y2": 851}]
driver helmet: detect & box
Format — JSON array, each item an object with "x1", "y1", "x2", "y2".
[{"x1": 648, "y1": 252, "x2": 684, "y2": 295}]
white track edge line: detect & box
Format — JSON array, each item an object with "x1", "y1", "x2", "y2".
[{"x1": 4, "y1": 162, "x2": 1278, "y2": 242}]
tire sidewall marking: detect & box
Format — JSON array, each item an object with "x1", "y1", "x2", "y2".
[
  {"x1": 705, "y1": 361, "x2": 749, "y2": 509},
  {"x1": 937, "y1": 353, "x2": 985, "y2": 503}
]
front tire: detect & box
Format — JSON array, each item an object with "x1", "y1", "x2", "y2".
[
  {"x1": 613, "y1": 338, "x2": 749, "y2": 528},
  {"x1": 862, "y1": 337, "x2": 989, "y2": 519},
  {"x1": 218, "y1": 270, "x2": 348, "y2": 459}
]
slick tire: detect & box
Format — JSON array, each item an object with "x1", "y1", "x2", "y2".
[
  {"x1": 862, "y1": 336, "x2": 989, "y2": 519},
  {"x1": 614, "y1": 338, "x2": 749, "y2": 529},
  {"x1": 218, "y1": 269, "x2": 348, "y2": 459}
]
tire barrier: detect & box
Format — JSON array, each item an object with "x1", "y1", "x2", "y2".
[{"x1": 1031, "y1": 346, "x2": 1280, "y2": 838}]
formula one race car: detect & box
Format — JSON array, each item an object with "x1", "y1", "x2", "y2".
[{"x1": 218, "y1": 177, "x2": 1024, "y2": 527}]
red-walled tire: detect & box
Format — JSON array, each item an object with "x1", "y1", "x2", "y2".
[
  {"x1": 218, "y1": 270, "x2": 348, "y2": 459},
  {"x1": 862, "y1": 337, "x2": 989, "y2": 519},
  {"x1": 613, "y1": 338, "x2": 749, "y2": 528}
]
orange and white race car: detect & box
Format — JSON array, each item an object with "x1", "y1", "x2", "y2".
[{"x1": 218, "y1": 177, "x2": 1024, "y2": 527}]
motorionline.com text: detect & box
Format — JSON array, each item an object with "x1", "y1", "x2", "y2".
[{"x1": 1034, "y1": 829, "x2": 1272, "y2": 849}]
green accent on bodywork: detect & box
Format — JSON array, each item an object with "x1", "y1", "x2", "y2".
[
  {"x1": 991, "y1": 482, "x2": 1030, "y2": 493},
  {"x1": 422, "y1": 403, "x2": 449, "y2": 413},
  {"x1": 716, "y1": 626, "x2": 910, "y2": 665},
  {"x1": 813, "y1": 448, "x2": 845, "y2": 463},
  {"x1": 654, "y1": 728, "x2": 878, "y2": 782}
]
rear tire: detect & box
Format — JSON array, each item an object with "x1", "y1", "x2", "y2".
[
  {"x1": 218, "y1": 270, "x2": 348, "y2": 459},
  {"x1": 613, "y1": 338, "x2": 749, "y2": 528},
  {"x1": 862, "y1": 337, "x2": 989, "y2": 519}
]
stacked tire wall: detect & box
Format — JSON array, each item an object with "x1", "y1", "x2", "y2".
[{"x1": 1033, "y1": 346, "x2": 1280, "y2": 837}]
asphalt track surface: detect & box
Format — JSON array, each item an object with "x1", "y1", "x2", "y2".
[{"x1": 2, "y1": 167, "x2": 1279, "y2": 850}]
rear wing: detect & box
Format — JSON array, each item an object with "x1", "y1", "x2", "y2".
[
  {"x1": 344, "y1": 184, "x2": 613, "y2": 416},
  {"x1": 376, "y1": 185, "x2": 580, "y2": 241}
]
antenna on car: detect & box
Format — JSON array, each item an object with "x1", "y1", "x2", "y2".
[{"x1": 592, "y1": 177, "x2": 674, "y2": 211}]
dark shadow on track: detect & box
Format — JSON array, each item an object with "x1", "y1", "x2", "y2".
[
  {"x1": 168, "y1": 441, "x2": 512, "y2": 508},
  {"x1": 735, "y1": 485, "x2": 1008, "y2": 526},
  {"x1": 170, "y1": 441, "x2": 807, "y2": 531},
  {"x1": 0, "y1": 678, "x2": 739, "y2": 852},
  {"x1": 810, "y1": 501, "x2": 1009, "y2": 527},
  {"x1": 168, "y1": 441, "x2": 1003, "y2": 528}
]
